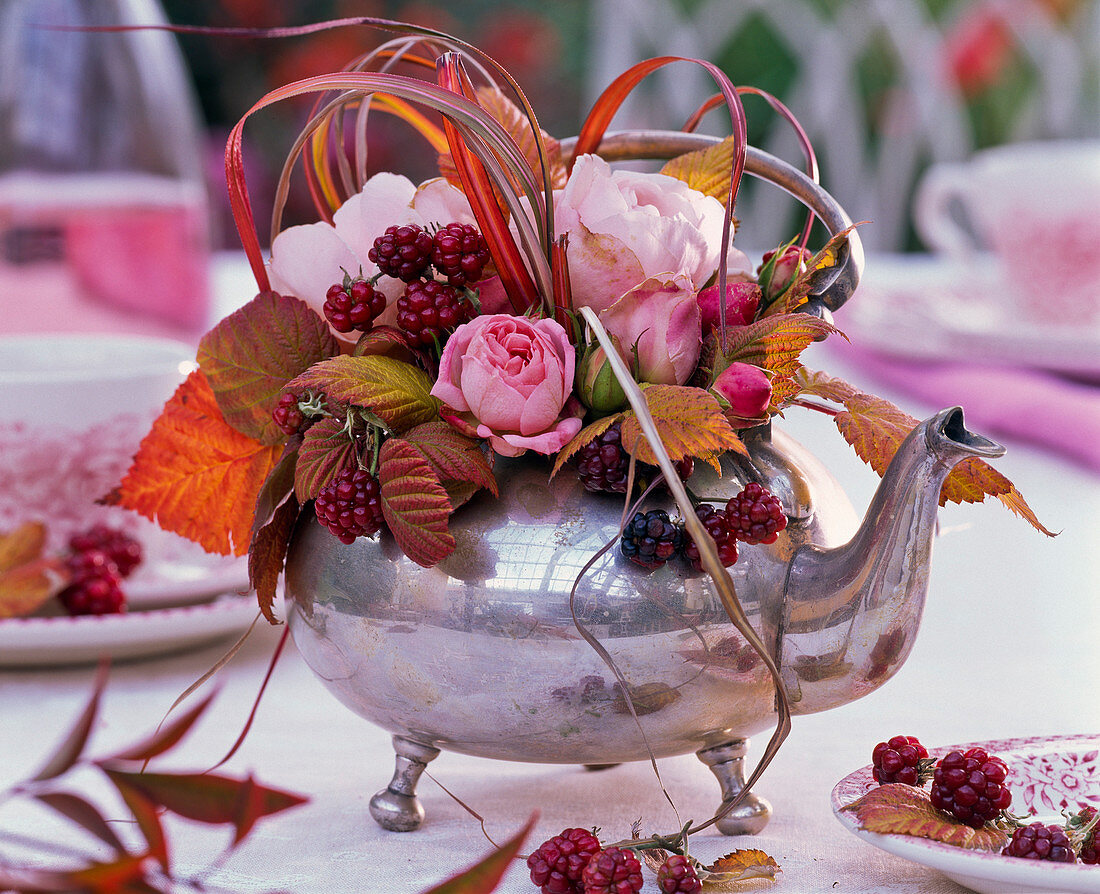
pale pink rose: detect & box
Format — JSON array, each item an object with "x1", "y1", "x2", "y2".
[
  {"x1": 267, "y1": 174, "x2": 478, "y2": 330},
  {"x1": 697, "y1": 281, "x2": 762, "y2": 331},
  {"x1": 598, "y1": 275, "x2": 702, "y2": 386},
  {"x1": 431, "y1": 314, "x2": 583, "y2": 457},
  {"x1": 711, "y1": 362, "x2": 772, "y2": 421},
  {"x1": 555, "y1": 155, "x2": 746, "y2": 314}
]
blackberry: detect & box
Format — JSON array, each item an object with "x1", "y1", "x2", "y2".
[
  {"x1": 1002, "y1": 822, "x2": 1076, "y2": 863},
  {"x1": 369, "y1": 224, "x2": 434, "y2": 282},
  {"x1": 683, "y1": 504, "x2": 738, "y2": 572},
  {"x1": 581, "y1": 847, "x2": 643, "y2": 894},
  {"x1": 396, "y1": 279, "x2": 474, "y2": 348},
  {"x1": 872, "y1": 735, "x2": 933, "y2": 786},
  {"x1": 322, "y1": 277, "x2": 386, "y2": 333},
  {"x1": 314, "y1": 469, "x2": 384, "y2": 545},
  {"x1": 655, "y1": 855, "x2": 702, "y2": 894},
  {"x1": 526, "y1": 828, "x2": 602, "y2": 894},
  {"x1": 576, "y1": 423, "x2": 631, "y2": 494},
  {"x1": 620, "y1": 510, "x2": 683, "y2": 570},
  {"x1": 725, "y1": 482, "x2": 787, "y2": 545},
  {"x1": 929, "y1": 747, "x2": 1012, "y2": 828},
  {"x1": 431, "y1": 222, "x2": 490, "y2": 287},
  {"x1": 68, "y1": 524, "x2": 142, "y2": 578},
  {"x1": 58, "y1": 550, "x2": 126, "y2": 616}
]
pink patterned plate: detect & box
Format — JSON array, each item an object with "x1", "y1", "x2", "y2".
[{"x1": 832, "y1": 735, "x2": 1100, "y2": 894}]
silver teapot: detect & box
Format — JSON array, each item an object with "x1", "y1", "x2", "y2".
[{"x1": 282, "y1": 133, "x2": 1006, "y2": 834}]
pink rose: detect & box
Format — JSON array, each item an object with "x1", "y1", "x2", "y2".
[
  {"x1": 696, "y1": 281, "x2": 762, "y2": 331},
  {"x1": 554, "y1": 155, "x2": 752, "y2": 314},
  {"x1": 711, "y1": 362, "x2": 772, "y2": 422},
  {"x1": 598, "y1": 275, "x2": 702, "y2": 386},
  {"x1": 431, "y1": 314, "x2": 583, "y2": 457}
]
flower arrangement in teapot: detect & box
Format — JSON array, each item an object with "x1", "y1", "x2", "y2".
[{"x1": 108, "y1": 17, "x2": 1047, "y2": 624}]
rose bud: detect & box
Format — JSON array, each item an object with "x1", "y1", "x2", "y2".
[
  {"x1": 711, "y1": 362, "x2": 772, "y2": 421},
  {"x1": 576, "y1": 344, "x2": 628, "y2": 414},
  {"x1": 696, "y1": 281, "x2": 762, "y2": 332},
  {"x1": 758, "y1": 244, "x2": 810, "y2": 301}
]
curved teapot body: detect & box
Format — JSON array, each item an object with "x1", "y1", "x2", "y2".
[{"x1": 284, "y1": 425, "x2": 865, "y2": 766}]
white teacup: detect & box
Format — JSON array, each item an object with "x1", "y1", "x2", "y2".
[
  {"x1": 914, "y1": 140, "x2": 1100, "y2": 326},
  {"x1": 0, "y1": 334, "x2": 195, "y2": 555}
]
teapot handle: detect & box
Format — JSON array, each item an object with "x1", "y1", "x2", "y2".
[{"x1": 561, "y1": 130, "x2": 864, "y2": 315}]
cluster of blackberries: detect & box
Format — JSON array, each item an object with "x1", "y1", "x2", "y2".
[
  {"x1": 619, "y1": 484, "x2": 787, "y2": 572},
  {"x1": 574, "y1": 422, "x2": 693, "y2": 495},
  {"x1": 527, "y1": 828, "x2": 701, "y2": 894},
  {"x1": 58, "y1": 524, "x2": 143, "y2": 616}
]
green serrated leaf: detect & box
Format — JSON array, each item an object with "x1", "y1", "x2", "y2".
[
  {"x1": 378, "y1": 438, "x2": 455, "y2": 567},
  {"x1": 198, "y1": 291, "x2": 340, "y2": 444},
  {"x1": 294, "y1": 417, "x2": 357, "y2": 503},
  {"x1": 289, "y1": 355, "x2": 440, "y2": 433}
]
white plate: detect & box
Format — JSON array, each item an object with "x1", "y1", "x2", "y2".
[
  {"x1": 124, "y1": 552, "x2": 251, "y2": 609},
  {"x1": 842, "y1": 254, "x2": 1100, "y2": 379},
  {"x1": 832, "y1": 734, "x2": 1100, "y2": 894},
  {"x1": 0, "y1": 597, "x2": 261, "y2": 667}
]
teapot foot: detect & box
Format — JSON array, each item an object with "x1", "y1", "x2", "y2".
[
  {"x1": 369, "y1": 735, "x2": 440, "y2": 832},
  {"x1": 696, "y1": 739, "x2": 772, "y2": 835}
]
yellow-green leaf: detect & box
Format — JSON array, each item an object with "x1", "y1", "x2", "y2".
[
  {"x1": 619, "y1": 385, "x2": 745, "y2": 469},
  {"x1": 660, "y1": 135, "x2": 739, "y2": 201},
  {"x1": 289, "y1": 355, "x2": 440, "y2": 433},
  {"x1": 716, "y1": 313, "x2": 841, "y2": 378}
]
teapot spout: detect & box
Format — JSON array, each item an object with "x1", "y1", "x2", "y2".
[{"x1": 779, "y1": 407, "x2": 1004, "y2": 714}]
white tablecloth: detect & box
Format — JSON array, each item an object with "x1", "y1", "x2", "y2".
[{"x1": 1, "y1": 255, "x2": 1097, "y2": 893}]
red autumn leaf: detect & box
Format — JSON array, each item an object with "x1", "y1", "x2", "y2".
[
  {"x1": 841, "y1": 783, "x2": 1008, "y2": 849},
  {"x1": 102, "y1": 768, "x2": 307, "y2": 843},
  {"x1": 105, "y1": 772, "x2": 168, "y2": 869},
  {"x1": 421, "y1": 813, "x2": 537, "y2": 894},
  {"x1": 249, "y1": 496, "x2": 301, "y2": 623},
  {"x1": 353, "y1": 324, "x2": 417, "y2": 362},
  {"x1": 378, "y1": 438, "x2": 455, "y2": 567},
  {"x1": 619, "y1": 385, "x2": 746, "y2": 470},
  {"x1": 797, "y1": 369, "x2": 1052, "y2": 535},
  {"x1": 197, "y1": 291, "x2": 339, "y2": 444},
  {"x1": 293, "y1": 416, "x2": 357, "y2": 502},
  {"x1": 403, "y1": 420, "x2": 498, "y2": 498},
  {"x1": 111, "y1": 371, "x2": 284, "y2": 557},
  {"x1": 102, "y1": 690, "x2": 217, "y2": 765},
  {"x1": 289, "y1": 355, "x2": 440, "y2": 433},
  {"x1": 34, "y1": 792, "x2": 127, "y2": 854},
  {"x1": 716, "y1": 313, "x2": 841, "y2": 378},
  {"x1": 31, "y1": 662, "x2": 108, "y2": 782},
  {"x1": 67, "y1": 854, "x2": 153, "y2": 893}
]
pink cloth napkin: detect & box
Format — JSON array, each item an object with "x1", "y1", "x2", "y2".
[{"x1": 828, "y1": 338, "x2": 1100, "y2": 473}]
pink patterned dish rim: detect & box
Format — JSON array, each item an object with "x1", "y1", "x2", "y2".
[{"x1": 832, "y1": 735, "x2": 1100, "y2": 893}]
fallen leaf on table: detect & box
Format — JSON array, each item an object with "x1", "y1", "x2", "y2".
[{"x1": 700, "y1": 848, "x2": 781, "y2": 887}]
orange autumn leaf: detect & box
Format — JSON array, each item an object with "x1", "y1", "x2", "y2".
[
  {"x1": 112, "y1": 371, "x2": 283, "y2": 556},
  {"x1": 841, "y1": 783, "x2": 1007, "y2": 850},
  {"x1": 0, "y1": 522, "x2": 66, "y2": 619},
  {"x1": 0, "y1": 521, "x2": 47, "y2": 573},
  {"x1": 620, "y1": 384, "x2": 746, "y2": 471},
  {"x1": 700, "y1": 848, "x2": 781, "y2": 887}
]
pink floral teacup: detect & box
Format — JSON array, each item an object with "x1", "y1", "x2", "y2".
[
  {"x1": 0, "y1": 334, "x2": 194, "y2": 554},
  {"x1": 914, "y1": 140, "x2": 1100, "y2": 327}
]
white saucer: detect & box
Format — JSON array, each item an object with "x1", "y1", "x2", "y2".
[
  {"x1": 833, "y1": 734, "x2": 1100, "y2": 894},
  {"x1": 0, "y1": 596, "x2": 260, "y2": 667},
  {"x1": 124, "y1": 552, "x2": 251, "y2": 609},
  {"x1": 842, "y1": 253, "x2": 1100, "y2": 379}
]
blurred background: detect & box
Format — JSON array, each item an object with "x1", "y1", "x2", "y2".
[{"x1": 155, "y1": 0, "x2": 1099, "y2": 253}]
